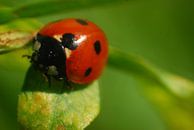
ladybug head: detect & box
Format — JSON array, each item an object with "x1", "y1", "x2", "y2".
[{"x1": 31, "y1": 34, "x2": 66, "y2": 79}]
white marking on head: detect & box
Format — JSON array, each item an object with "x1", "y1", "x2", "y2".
[{"x1": 34, "y1": 41, "x2": 41, "y2": 51}]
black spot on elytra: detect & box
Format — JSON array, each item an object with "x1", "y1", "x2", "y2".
[
  {"x1": 62, "y1": 33, "x2": 77, "y2": 50},
  {"x1": 94, "y1": 40, "x2": 101, "y2": 55},
  {"x1": 84, "y1": 67, "x2": 92, "y2": 77},
  {"x1": 75, "y1": 19, "x2": 88, "y2": 25}
]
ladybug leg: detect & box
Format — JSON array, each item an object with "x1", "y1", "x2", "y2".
[
  {"x1": 64, "y1": 77, "x2": 70, "y2": 87},
  {"x1": 47, "y1": 75, "x2": 52, "y2": 87},
  {"x1": 43, "y1": 73, "x2": 52, "y2": 87},
  {"x1": 22, "y1": 54, "x2": 31, "y2": 59},
  {"x1": 63, "y1": 77, "x2": 74, "y2": 90}
]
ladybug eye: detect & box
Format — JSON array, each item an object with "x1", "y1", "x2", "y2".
[{"x1": 61, "y1": 33, "x2": 77, "y2": 50}]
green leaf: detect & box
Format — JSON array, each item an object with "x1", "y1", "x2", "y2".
[
  {"x1": 0, "y1": 0, "x2": 128, "y2": 24},
  {"x1": 18, "y1": 66, "x2": 100, "y2": 130},
  {"x1": 108, "y1": 47, "x2": 194, "y2": 130},
  {"x1": 0, "y1": 30, "x2": 33, "y2": 54},
  {"x1": 0, "y1": 7, "x2": 16, "y2": 23},
  {"x1": 0, "y1": 19, "x2": 42, "y2": 54},
  {"x1": 0, "y1": 0, "x2": 193, "y2": 129},
  {"x1": 0, "y1": 18, "x2": 42, "y2": 33},
  {"x1": 144, "y1": 74, "x2": 194, "y2": 130},
  {"x1": 108, "y1": 47, "x2": 194, "y2": 99}
]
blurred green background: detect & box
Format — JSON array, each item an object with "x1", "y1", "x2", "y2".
[{"x1": 0, "y1": 0, "x2": 194, "y2": 130}]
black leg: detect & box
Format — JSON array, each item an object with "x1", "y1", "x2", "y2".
[
  {"x1": 48, "y1": 75, "x2": 51, "y2": 87},
  {"x1": 22, "y1": 54, "x2": 31, "y2": 59},
  {"x1": 63, "y1": 77, "x2": 74, "y2": 91},
  {"x1": 44, "y1": 73, "x2": 52, "y2": 87}
]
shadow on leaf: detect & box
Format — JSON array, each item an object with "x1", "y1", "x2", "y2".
[{"x1": 22, "y1": 66, "x2": 89, "y2": 94}]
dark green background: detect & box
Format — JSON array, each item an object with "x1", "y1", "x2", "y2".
[{"x1": 0, "y1": 0, "x2": 194, "y2": 130}]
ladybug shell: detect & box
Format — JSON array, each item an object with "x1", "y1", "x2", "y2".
[{"x1": 39, "y1": 18, "x2": 108, "y2": 84}]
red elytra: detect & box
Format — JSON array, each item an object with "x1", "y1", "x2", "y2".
[{"x1": 38, "y1": 18, "x2": 108, "y2": 84}]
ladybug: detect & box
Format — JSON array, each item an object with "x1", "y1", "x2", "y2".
[{"x1": 31, "y1": 18, "x2": 108, "y2": 84}]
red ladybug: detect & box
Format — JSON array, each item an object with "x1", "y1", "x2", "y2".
[{"x1": 31, "y1": 18, "x2": 108, "y2": 84}]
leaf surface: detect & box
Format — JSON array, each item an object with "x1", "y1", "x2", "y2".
[{"x1": 18, "y1": 66, "x2": 100, "y2": 130}]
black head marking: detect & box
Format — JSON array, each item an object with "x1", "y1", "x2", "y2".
[
  {"x1": 61, "y1": 33, "x2": 78, "y2": 50},
  {"x1": 94, "y1": 40, "x2": 101, "y2": 55},
  {"x1": 75, "y1": 19, "x2": 88, "y2": 26},
  {"x1": 84, "y1": 67, "x2": 92, "y2": 77}
]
